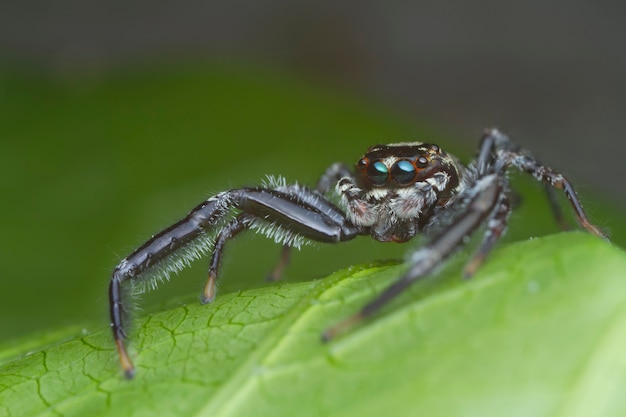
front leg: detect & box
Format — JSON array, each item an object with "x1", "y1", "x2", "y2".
[
  {"x1": 110, "y1": 193, "x2": 235, "y2": 379},
  {"x1": 110, "y1": 186, "x2": 362, "y2": 378},
  {"x1": 463, "y1": 192, "x2": 512, "y2": 278},
  {"x1": 206, "y1": 184, "x2": 366, "y2": 299},
  {"x1": 267, "y1": 162, "x2": 355, "y2": 281}
]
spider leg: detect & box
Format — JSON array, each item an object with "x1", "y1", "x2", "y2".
[
  {"x1": 543, "y1": 184, "x2": 572, "y2": 231},
  {"x1": 483, "y1": 128, "x2": 607, "y2": 239},
  {"x1": 322, "y1": 174, "x2": 504, "y2": 342},
  {"x1": 202, "y1": 213, "x2": 255, "y2": 304},
  {"x1": 529, "y1": 165, "x2": 605, "y2": 237},
  {"x1": 238, "y1": 186, "x2": 363, "y2": 289},
  {"x1": 315, "y1": 162, "x2": 353, "y2": 194},
  {"x1": 110, "y1": 194, "x2": 233, "y2": 379},
  {"x1": 267, "y1": 162, "x2": 354, "y2": 281},
  {"x1": 267, "y1": 245, "x2": 291, "y2": 282},
  {"x1": 110, "y1": 187, "x2": 362, "y2": 378},
  {"x1": 109, "y1": 278, "x2": 134, "y2": 378},
  {"x1": 463, "y1": 192, "x2": 512, "y2": 278},
  {"x1": 478, "y1": 129, "x2": 574, "y2": 233}
]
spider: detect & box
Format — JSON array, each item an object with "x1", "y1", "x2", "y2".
[{"x1": 109, "y1": 128, "x2": 606, "y2": 378}]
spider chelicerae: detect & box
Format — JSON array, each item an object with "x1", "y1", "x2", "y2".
[{"x1": 109, "y1": 128, "x2": 606, "y2": 378}]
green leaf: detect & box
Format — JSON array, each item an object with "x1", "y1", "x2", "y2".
[{"x1": 1, "y1": 232, "x2": 625, "y2": 417}]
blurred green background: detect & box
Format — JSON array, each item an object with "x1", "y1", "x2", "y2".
[
  {"x1": 1, "y1": 1, "x2": 626, "y2": 346},
  {"x1": 0, "y1": 62, "x2": 428, "y2": 341},
  {"x1": 1, "y1": 61, "x2": 624, "y2": 346}
]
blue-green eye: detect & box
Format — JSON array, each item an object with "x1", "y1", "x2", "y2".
[
  {"x1": 367, "y1": 161, "x2": 388, "y2": 185},
  {"x1": 391, "y1": 159, "x2": 416, "y2": 185}
]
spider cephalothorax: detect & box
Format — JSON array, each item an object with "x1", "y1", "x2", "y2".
[
  {"x1": 344, "y1": 142, "x2": 462, "y2": 242},
  {"x1": 109, "y1": 128, "x2": 606, "y2": 378}
]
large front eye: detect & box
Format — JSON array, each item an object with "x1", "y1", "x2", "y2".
[
  {"x1": 367, "y1": 160, "x2": 388, "y2": 185},
  {"x1": 391, "y1": 159, "x2": 416, "y2": 185}
]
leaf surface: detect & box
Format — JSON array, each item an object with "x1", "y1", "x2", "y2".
[{"x1": 1, "y1": 233, "x2": 625, "y2": 417}]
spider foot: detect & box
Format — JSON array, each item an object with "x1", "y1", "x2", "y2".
[
  {"x1": 201, "y1": 272, "x2": 217, "y2": 304},
  {"x1": 463, "y1": 253, "x2": 486, "y2": 279},
  {"x1": 581, "y1": 219, "x2": 609, "y2": 241},
  {"x1": 115, "y1": 339, "x2": 136, "y2": 380},
  {"x1": 321, "y1": 312, "x2": 364, "y2": 342},
  {"x1": 266, "y1": 264, "x2": 285, "y2": 282}
]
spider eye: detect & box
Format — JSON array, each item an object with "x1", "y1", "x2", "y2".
[
  {"x1": 416, "y1": 155, "x2": 429, "y2": 168},
  {"x1": 367, "y1": 160, "x2": 389, "y2": 185},
  {"x1": 391, "y1": 159, "x2": 416, "y2": 185}
]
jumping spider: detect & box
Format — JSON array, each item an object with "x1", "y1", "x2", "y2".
[{"x1": 109, "y1": 128, "x2": 606, "y2": 378}]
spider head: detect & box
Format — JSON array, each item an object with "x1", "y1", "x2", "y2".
[{"x1": 355, "y1": 142, "x2": 461, "y2": 196}]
